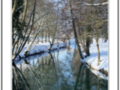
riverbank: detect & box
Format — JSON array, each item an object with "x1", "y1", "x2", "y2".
[
  {"x1": 81, "y1": 38, "x2": 108, "y2": 76},
  {"x1": 24, "y1": 42, "x2": 66, "y2": 56},
  {"x1": 14, "y1": 41, "x2": 66, "y2": 60},
  {"x1": 14, "y1": 38, "x2": 108, "y2": 77},
  {"x1": 14, "y1": 38, "x2": 108, "y2": 80}
]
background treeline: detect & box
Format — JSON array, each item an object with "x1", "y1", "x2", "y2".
[{"x1": 12, "y1": 0, "x2": 108, "y2": 64}]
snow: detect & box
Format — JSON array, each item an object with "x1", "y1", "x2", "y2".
[
  {"x1": 67, "y1": 38, "x2": 108, "y2": 79},
  {"x1": 90, "y1": 69, "x2": 108, "y2": 80},
  {"x1": 81, "y1": 38, "x2": 108, "y2": 72},
  {"x1": 15, "y1": 41, "x2": 66, "y2": 60},
  {"x1": 15, "y1": 37, "x2": 108, "y2": 79},
  {"x1": 15, "y1": 48, "x2": 65, "y2": 65}
]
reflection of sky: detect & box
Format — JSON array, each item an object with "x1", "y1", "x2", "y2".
[
  {"x1": 54, "y1": 49, "x2": 74, "y2": 61},
  {"x1": 67, "y1": 38, "x2": 77, "y2": 49},
  {"x1": 52, "y1": 48, "x2": 76, "y2": 86}
]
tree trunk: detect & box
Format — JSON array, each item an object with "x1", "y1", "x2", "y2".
[
  {"x1": 85, "y1": 37, "x2": 90, "y2": 56},
  {"x1": 42, "y1": 30, "x2": 43, "y2": 43},
  {"x1": 37, "y1": 36, "x2": 39, "y2": 43},
  {"x1": 45, "y1": 33, "x2": 47, "y2": 42},
  {"x1": 12, "y1": 68, "x2": 16, "y2": 90},
  {"x1": 69, "y1": 0, "x2": 84, "y2": 59},
  {"x1": 96, "y1": 38, "x2": 100, "y2": 65},
  {"x1": 21, "y1": 0, "x2": 28, "y2": 25},
  {"x1": 12, "y1": 0, "x2": 18, "y2": 16},
  {"x1": 12, "y1": 1, "x2": 35, "y2": 60},
  {"x1": 48, "y1": 43, "x2": 53, "y2": 50}
]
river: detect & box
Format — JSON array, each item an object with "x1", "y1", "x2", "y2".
[{"x1": 12, "y1": 46, "x2": 108, "y2": 90}]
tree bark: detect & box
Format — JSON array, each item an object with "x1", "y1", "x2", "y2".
[
  {"x1": 96, "y1": 38, "x2": 100, "y2": 65},
  {"x1": 48, "y1": 43, "x2": 53, "y2": 50},
  {"x1": 69, "y1": 0, "x2": 84, "y2": 59},
  {"x1": 85, "y1": 37, "x2": 90, "y2": 56},
  {"x1": 12, "y1": 0, "x2": 18, "y2": 16},
  {"x1": 12, "y1": 1, "x2": 36, "y2": 60}
]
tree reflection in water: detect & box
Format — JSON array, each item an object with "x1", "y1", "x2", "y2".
[{"x1": 12, "y1": 48, "x2": 108, "y2": 90}]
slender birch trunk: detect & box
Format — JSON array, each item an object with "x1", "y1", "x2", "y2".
[{"x1": 96, "y1": 37, "x2": 100, "y2": 65}]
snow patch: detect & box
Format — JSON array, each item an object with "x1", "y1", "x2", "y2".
[
  {"x1": 15, "y1": 41, "x2": 66, "y2": 59},
  {"x1": 81, "y1": 38, "x2": 108, "y2": 73}
]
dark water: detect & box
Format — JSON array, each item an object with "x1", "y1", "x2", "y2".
[{"x1": 12, "y1": 47, "x2": 108, "y2": 90}]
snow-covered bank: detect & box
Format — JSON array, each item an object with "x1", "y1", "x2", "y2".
[
  {"x1": 24, "y1": 42, "x2": 66, "y2": 55},
  {"x1": 15, "y1": 48, "x2": 66, "y2": 65},
  {"x1": 90, "y1": 69, "x2": 108, "y2": 80},
  {"x1": 14, "y1": 41, "x2": 66, "y2": 60},
  {"x1": 81, "y1": 38, "x2": 108, "y2": 76},
  {"x1": 67, "y1": 38, "x2": 108, "y2": 78}
]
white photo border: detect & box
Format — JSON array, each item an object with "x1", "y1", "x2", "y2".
[{"x1": 1, "y1": 0, "x2": 119, "y2": 90}]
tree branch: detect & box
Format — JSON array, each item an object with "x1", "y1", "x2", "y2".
[
  {"x1": 76, "y1": 2, "x2": 108, "y2": 6},
  {"x1": 12, "y1": 0, "x2": 18, "y2": 16}
]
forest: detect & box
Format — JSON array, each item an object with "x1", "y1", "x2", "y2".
[{"x1": 12, "y1": 0, "x2": 108, "y2": 90}]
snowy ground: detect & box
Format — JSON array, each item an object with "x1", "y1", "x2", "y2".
[
  {"x1": 67, "y1": 38, "x2": 108, "y2": 78},
  {"x1": 15, "y1": 40, "x2": 66, "y2": 60},
  {"x1": 81, "y1": 38, "x2": 108, "y2": 73}
]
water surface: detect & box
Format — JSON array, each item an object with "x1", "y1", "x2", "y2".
[{"x1": 12, "y1": 47, "x2": 108, "y2": 90}]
